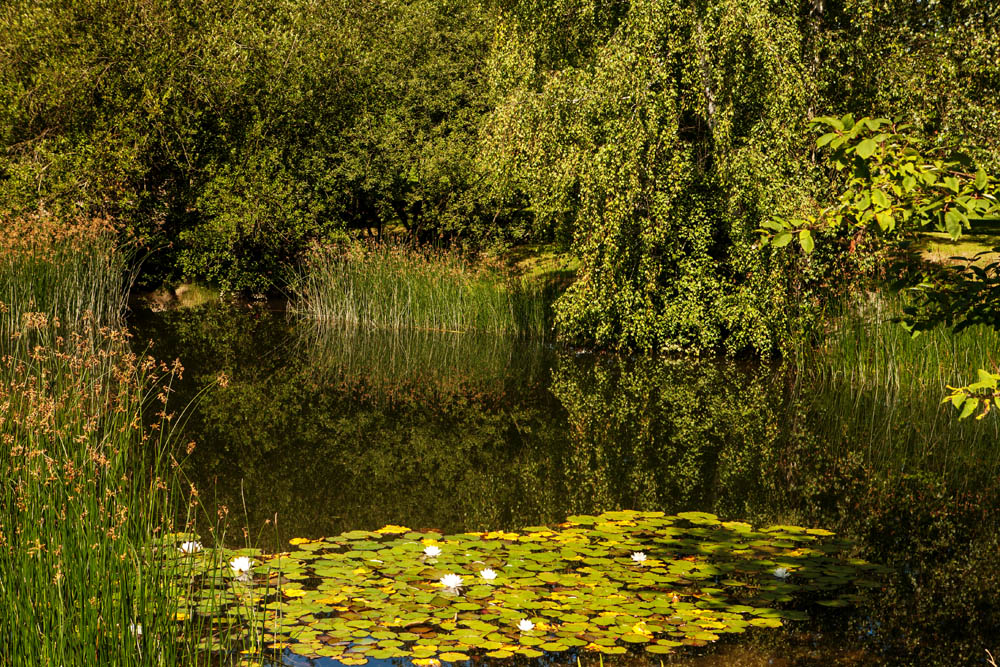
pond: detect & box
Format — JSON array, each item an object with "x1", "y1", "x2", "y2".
[{"x1": 130, "y1": 301, "x2": 1000, "y2": 666}]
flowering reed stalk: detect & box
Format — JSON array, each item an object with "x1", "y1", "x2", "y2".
[
  {"x1": 291, "y1": 241, "x2": 547, "y2": 337},
  {"x1": 0, "y1": 321, "x2": 189, "y2": 665},
  {"x1": 0, "y1": 211, "x2": 128, "y2": 343},
  {"x1": 0, "y1": 213, "x2": 210, "y2": 665}
]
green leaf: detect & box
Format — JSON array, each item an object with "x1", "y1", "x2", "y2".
[
  {"x1": 816, "y1": 133, "x2": 838, "y2": 148},
  {"x1": 645, "y1": 644, "x2": 676, "y2": 654},
  {"x1": 771, "y1": 232, "x2": 793, "y2": 248},
  {"x1": 976, "y1": 168, "x2": 988, "y2": 191},
  {"x1": 798, "y1": 230, "x2": 814, "y2": 253},
  {"x1": 959, "y1": 398, "x2": 979, "y2": 419},
  {"x1": 856, "y1": 139, "x2": 877, "y2": 159},
  {"x1": 759, "y1": 220, "x2": 785, "y2": 232},
  {"x1": 976, "y1": 368, "x2": 998, "y2": 388},
  {"x1": 875, "y1": 210, "x2": 894, "y2": 231},
  {"x1": 813, "y1": 116, "x2": 844, "y2": 131},
  {"x1": 438, "y1": 652, "x2": 470, "y2": 662},
  {"x1": 944, "y1": 210, "x2": 963, "y2": 239},
  {"x1": 871, "y1": 188, "x2": 890, "y2": 210}
]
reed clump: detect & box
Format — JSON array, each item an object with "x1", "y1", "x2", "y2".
[
  {"x1": 0, "y1": 320, "x2": 188, "y2": 665},
  {"x1": 0, "y1": 210, "x2": 127, "y2": 341},
  {"x1": 0, "y1": 213, "x2": 206, "y2": 665},
  {"x1": 292, "y1": 242, "x2": 548, "y2": 337}
]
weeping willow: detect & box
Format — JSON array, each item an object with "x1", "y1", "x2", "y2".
[{"x1": 482, "y1": 0, "x2": 819, "y2": 354}]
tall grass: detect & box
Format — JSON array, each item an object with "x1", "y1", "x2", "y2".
[
  {"x1": 0, "y1": 322, "x2": 186, "y2": 665},
  {"x1": 793, "y1": 289, "x2": 1000, "y2": 481},
  {"x1": 0, "y1": 213, "x2": 197, "y2": 665},
  {"x1": 0, "y1": 212, "x2": 128, "y2": 342},
  {"x1": 291, "y1": 242, "x2": 548, "y2": 337}
]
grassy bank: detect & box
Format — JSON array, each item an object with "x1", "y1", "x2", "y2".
[
  {"x1": 291, "y1": 242, "x2": 548, "y2": 337},
  {"x1": 794, "y1": 289, "x2": 1000, "y2": 480}
]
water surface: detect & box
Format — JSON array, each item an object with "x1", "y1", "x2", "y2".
[{"x1": 130, "y1": 302, "x2": 1000, "y2": 666}]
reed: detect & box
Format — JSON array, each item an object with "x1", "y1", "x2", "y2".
[
  {"x1": 0, "y1": 322, "x2": 190, "y2": 665},
  {"x1": 0, "y1": 213, "x2": 210, "y2": 665},
  {"x1": 793, "y1": 289, "x2": 1000, "y2": 480},
  {"x1": 0, "y1": 211, "x2": 128, "y2": 343},
  {"x1": 291, "y1": 242, "x2": 548, "y2": 337}
]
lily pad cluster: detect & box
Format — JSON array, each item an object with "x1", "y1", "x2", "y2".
[{"x1": 163, "y1": 510, "x2": 883, "y2": 663}]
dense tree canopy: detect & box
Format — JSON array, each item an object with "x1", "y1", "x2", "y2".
[{"x1": 3, "y1": 0, "x2": 1000, "y2": 351}]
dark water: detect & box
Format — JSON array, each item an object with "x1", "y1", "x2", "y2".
[{"x1": 130, "y1": 302, "x2": 1000, "y2": 666}]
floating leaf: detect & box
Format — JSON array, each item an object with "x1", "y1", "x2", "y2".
[{"x1": 164, "y1": 510, "x2": 882, "y2": 661}]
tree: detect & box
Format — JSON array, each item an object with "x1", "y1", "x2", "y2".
[{"x1": 483, "y1": 0, "x2": 816, "y2": 354}]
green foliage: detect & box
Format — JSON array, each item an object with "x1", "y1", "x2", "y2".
[
  {"x1": 0, "y1": 0, "x2": 500, "y2": 291},
  {"x1": 942, "y1": 368, "x2": 1000, "y2": 421},
  {"x1": 767, "y1": 117, "x2": 1000, "y2": 418},
  {"x1": 483, "y1": 0, "x2": 816, "y2": 354},
  {"x1": 763, "y1": 116, "x2": 1000, "y2": 248},
  {"x1": 805, "y1": 1, "x2": 1000, "y2": 172},
  {"x1": 6, "y1": 0, "x2": 1000, "y2": 350}
]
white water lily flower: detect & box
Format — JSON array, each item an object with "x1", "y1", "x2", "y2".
[
  {"x1": 423, "y1": 545, "x2": 442, "y2": 557},
  {"x1": 517, "y1": 619, "x2": 535, "y2": 632},
  {"x1": 480, "y1": 568, "x2": 497, "y2": 581},
  {"x1": 439, "y1": 573, "x2": 463, "y2": 589},
  {"x1": 178, "y1": 541, "x2": 202, "y2": 554},
  {"x1": 230, "y1": 556, "x2": 253, "y2": 575},
  {"x1": 631, "y1": 552, "x2": 647, "y2": 563},
  {"x1": 773, "y1": 567, "x2": 790, "y2": 580}
]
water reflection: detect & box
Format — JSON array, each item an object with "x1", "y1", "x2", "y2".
[
  {"x1": 132, "y1": 304, "x2": 786, "y2": 544},
  {"x1": 130, "y1": 302, "x2": 1000, "y2": 665}
]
